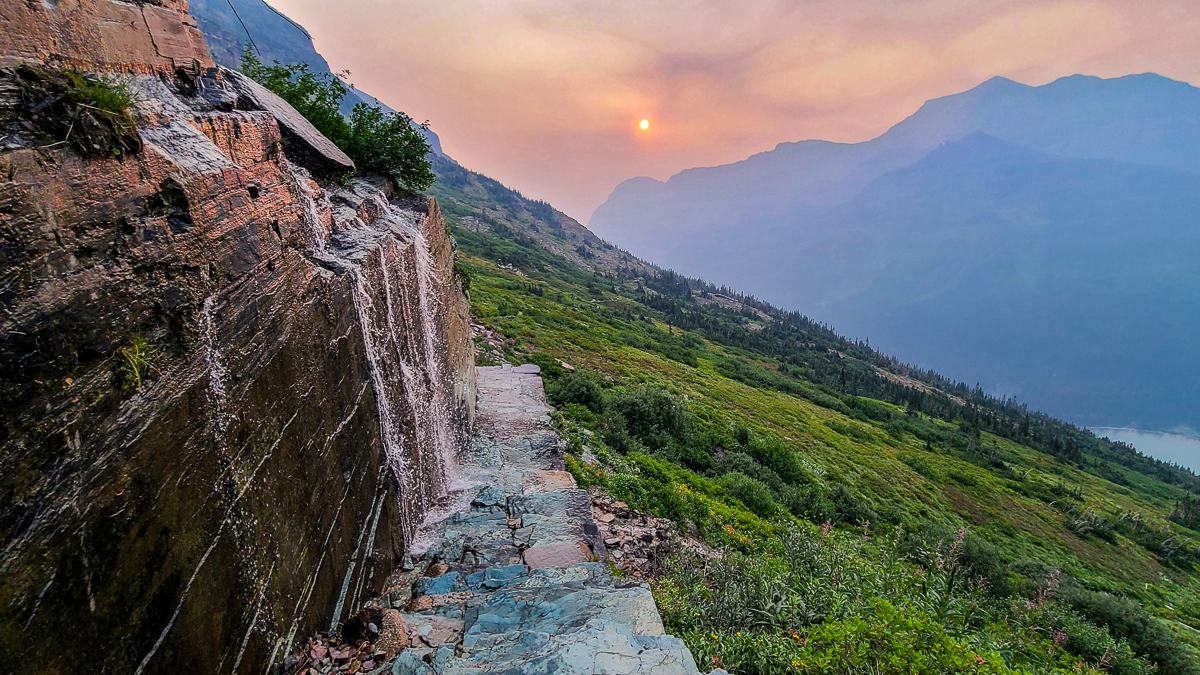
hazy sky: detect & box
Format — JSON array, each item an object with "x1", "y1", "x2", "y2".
[{"x1": 267, "y1": 0, "x2": 1200, "y2": 221}]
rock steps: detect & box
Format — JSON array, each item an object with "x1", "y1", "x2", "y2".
[{"x1": 377, "y1": 364, "x2": 719, "y2": 674}]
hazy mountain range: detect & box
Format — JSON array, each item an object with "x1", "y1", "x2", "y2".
[{"x1": 590, "y1": 74, "x2": 1200, "y2": 434}]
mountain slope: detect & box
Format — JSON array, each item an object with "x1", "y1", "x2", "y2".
[{"x1": 589, "y1": 74, "x2": 1200, "y2": 432}]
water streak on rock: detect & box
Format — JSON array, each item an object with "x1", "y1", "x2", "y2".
[
  {"x1": 347, "y1": 199, "x2": 462, "y2": 542},
  {"x1": 283, "y1": 158, "x2": 330, "y2": 252},
  {"x1": 201, "y1": 294, "x2": 230, "y2": 446}
]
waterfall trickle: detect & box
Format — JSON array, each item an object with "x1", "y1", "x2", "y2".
[
  {"x1": 282, "y1": 159, "x2": 330, "y2": 252},
  {"x1": 343, "y1": 194, "x2": 463, "y2": 543},
  {"x1": 201, "y1": 294, "x2": 231, "y2": 446},
  {"x1": 396, "y1": 204, "x2": 460, "y2": 487}
]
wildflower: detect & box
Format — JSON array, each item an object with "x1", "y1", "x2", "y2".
[
  {"x1": 974, "y1": 655, "x2": 985, "y2": 665},
  {"x1": 711, "y1": 633, "x2": 718, "y2": 640},
  {"x1": 1052, "y1": 629, "x2": 1068, "y2": 647},
  {"x1": 950, "y1": 527, "x2": 968, "y2": 557}
]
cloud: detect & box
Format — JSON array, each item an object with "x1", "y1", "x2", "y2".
[{"x1": 267, "y1": 0, "x2": 1200, "y2": 221}]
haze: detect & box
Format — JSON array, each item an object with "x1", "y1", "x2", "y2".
[{"x1": 266, "y1": 0, "x2": 1200, "y2": 221}]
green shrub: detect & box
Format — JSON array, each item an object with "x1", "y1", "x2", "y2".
[
  {"x1": 114, "y1": 336, "x2": 159, "y2": 391},
  {"x1": 607, "y1": 386, "x2": 690, "y2": 452},
  {"x1": 343, "y1": 103, "x2": 435, "y2": 191},
  {"x1": 718, "y1": 471, "x2": 779, "y2": 518},
  {"x1": 12, "y1": 66, "x2": 141, "y2": 157},
  {"x1": 558, "y1": 403, "x2": 596, "y2": 426},
  {"x1": 547, "y1": 372, "x2": 604, "y2": 413},
  {"x1": 1063, "y1": 588, "x2": 1198, "y2": 675},
  {"x1": 242, "y1": 51, "x2": 433, "y2": 190},
  {"x1": 658, "y1": 527, "x2": 1052, "y2": 675},
  {"x1": 745, "y1": 435, "x2": 812, "y2": 486},
  {"x1": 900, "y1": 452, "x2": 939, "y2": 480},
  {"x1": 1048, "y1": 608, "x2": 1156, "y2": 675},
  {"x1": 241, "y1": 52, "x2": 349, "y2": 141},
  {"x1": 829, "y1": 483, "x2": 875, "y2": 525}
]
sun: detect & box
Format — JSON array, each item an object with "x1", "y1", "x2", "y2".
[{"x1": 639, "y1": 118, "x2": 650, "y2": 131}]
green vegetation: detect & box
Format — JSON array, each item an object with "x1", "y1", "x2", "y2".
[
  {"x1": 7, "y1": 66, "x2": 141, "y2": 157},
  {"x1": 241, "y1": 51, "x2": 434, "y2": 191},
  {"x1": 114, "y1": 336, "x2": 158, "y2": 391},
  {"x1": 430, "y1": 145, "x2": 1200, "y2": 671}
]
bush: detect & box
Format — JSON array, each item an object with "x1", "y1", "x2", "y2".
[
  {"x1": 343, "y1": 103, "x2": 435, "y2": 191},
  {"x1": 745, "y1": 435, "x2": 812, "y2": 486},
  {"x1": 1063, "y1": 587, "x2": 1198, "y2": 675},
  {"x1": 242, "y1": 51, "x2": 433, "y2": 190},
  {"x1": 659, "y1": 527, "x2": 1039, "y2": 675},
  {"x1": 607, "y1": 386, "x2": 690, "y2": 452},
  {"x1": 1048, "y1": 609, "x2": 1156, "y2": 675},
  {"x1": 11, "y1": 66, "x2": 141, "y2": 158},
  {"x1": 830, "y1": 483, "x2": 876, "y2": 525},
  {"x1": 546, "y1": 372, "x2": 604, "y2": 413},
  {"x1": 717, "y1": 471, "x2": 779, "y2": 518}
]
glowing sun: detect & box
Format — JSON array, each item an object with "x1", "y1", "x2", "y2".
[{"x1": 639, "y1": 119, "x2": 650, "y2": 130}]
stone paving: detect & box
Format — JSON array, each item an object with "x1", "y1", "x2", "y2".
[{"x1": 379, "y1": 364, "x2": 722, "y2": 674}]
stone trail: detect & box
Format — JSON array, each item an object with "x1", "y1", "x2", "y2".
[{"x1": 375, "y1": 364, "x2": 723, "y2": 675}]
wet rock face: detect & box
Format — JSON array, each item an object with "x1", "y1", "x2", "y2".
[{"x1": 0, "y1": 25, "x2": 473, "y2": 675}]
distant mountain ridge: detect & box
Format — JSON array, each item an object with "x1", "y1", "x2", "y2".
[
  {"x1": 589, "y1": 74, "x2": 1200, "y2": 432},
  {"x1": 188, "y1": 0, "x2": 444, "y2": 155}
]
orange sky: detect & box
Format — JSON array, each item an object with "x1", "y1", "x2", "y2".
[{"x1": 266, "y1": 0, "x2": 1200, "y2": 221}]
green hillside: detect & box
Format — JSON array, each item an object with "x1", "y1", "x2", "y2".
[{"x1": 432, "y1": 158, "x2": 1200, "y2": 675}]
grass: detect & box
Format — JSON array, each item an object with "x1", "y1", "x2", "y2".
[
  {"x1": 9, "y1": 66, "x2": 141, "y2": 157},
  {"x1": 115, "y1": 336, "x2": 158, "y2": 391}
]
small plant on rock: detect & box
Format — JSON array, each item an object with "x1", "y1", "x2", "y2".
[
  {"x1": 7, "y1": 66, "x2": 141, "y2": 157},
  {"x1": 115, "y1": 336, "x2": 160, "y2": 391}
]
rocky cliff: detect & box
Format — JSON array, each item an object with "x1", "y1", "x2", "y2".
[{"x1": 0, "y1": 2, "x2": 473, "y2": 673}]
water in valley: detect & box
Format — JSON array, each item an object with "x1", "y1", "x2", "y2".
[{"x1": 1093, "y1": 427, "x2": 1200, "y2": 472}]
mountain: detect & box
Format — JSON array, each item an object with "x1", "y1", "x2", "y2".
[
  {"x1": 589, "y1": 74, "x2": 1200, "y2": 432},
  {"x1": 188, "y1": 0, "x2": 444, "y2": 155}
]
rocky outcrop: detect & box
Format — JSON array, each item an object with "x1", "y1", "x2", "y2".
[
  {"x1": 223, "y1": 67, "x2": 356, "y2": 177},
  {"x1": 0, "y1": 3, "x2": 473, "y2": 673}
]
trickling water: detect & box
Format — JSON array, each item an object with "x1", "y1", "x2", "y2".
[
  {"x1": 407, "y1": 226, "x2": 459, "y2": 484},
  {"x1": 372, "y1": 195, "x2": 461, "y2": 484},
  {"x1": 201, "y1": 295, "x2": 231, "y2": 445},
  {"x1": 282, "y1": 159, "x2": 329, "y2": 252},
  {"x1": 344, "y1": 196, "x2": 464, "y2": 542}
]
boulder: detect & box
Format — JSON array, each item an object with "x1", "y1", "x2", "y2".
[{"x1": 221, "y1": 66, "x2": 355, "y2": 176}]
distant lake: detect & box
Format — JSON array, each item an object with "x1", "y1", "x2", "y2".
[{"x1": 1093, "y1": 428, "x2": 1200, "y2": 472}]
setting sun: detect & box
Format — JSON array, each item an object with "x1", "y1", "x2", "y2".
[{"x1": 639, "y1": 118, "x2": 650, "y2": 130}]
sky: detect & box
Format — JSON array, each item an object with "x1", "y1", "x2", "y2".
[{"x1": 267, "y1": 0, "x2": 1200, "y2": 222}]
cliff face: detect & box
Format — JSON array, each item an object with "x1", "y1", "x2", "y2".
[{"x1": 0, "y1": 2, "x2": 473, "y2": 673}]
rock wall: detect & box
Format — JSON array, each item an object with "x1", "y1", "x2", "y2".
[
  {"x1": 0, "y1": 0, "x2": 212, "y2": 74},
  {"x1": 0, "y1": 2, "x2": 474, "y2": 673}
]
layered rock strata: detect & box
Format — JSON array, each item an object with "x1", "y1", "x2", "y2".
[{"x1": 0, "y1": 2, "x2": 473, "y2": 672}]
